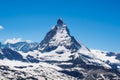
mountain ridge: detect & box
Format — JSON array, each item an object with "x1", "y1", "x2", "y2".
[{"x1": 0, "y1": 19, "x2": 120, "y2": 79}]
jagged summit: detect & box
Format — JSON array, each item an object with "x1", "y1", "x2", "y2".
[
  {"x1": 39, "y1": 19, "x2": 88, "y2": 53},
  {"x1": 57, "y1": 18, "x2": 64, "y2": 26}
]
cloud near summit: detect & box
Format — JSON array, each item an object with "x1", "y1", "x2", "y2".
[
  {"x1": 0, "y1": 25, "x2": 4, "y2": 30},
  {"x1": 4, "y1": 38, "x2": 32, "y2": 44},
  {"x1": 4, "y1": 38, "x2": 22, "y2": 44}
]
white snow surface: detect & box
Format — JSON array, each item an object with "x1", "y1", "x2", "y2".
[
  {"x1": 0, "y1": 59, "x2": 76, "y2": 80},
  {"x1": 18, "y1": 47, "x2": 114, "y2": 69},
  {"x1": 91, "y1": 49, "x2": 120, "y2": 63},
  {"x1": 20, "y1": 46, "x2": 72, "y2": 62}
]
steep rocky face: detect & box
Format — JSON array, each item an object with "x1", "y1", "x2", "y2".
[
  {"x1": 0, "y1": 48, "x2": 25, "y2": 61},
  {"x1": 39, "y1": 19, "x2": 88, "y2": 53}
]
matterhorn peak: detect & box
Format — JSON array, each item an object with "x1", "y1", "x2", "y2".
[
  {"x1": 57, "y1": 18, "x2": 64, "y2": 26},
  {"x1": 39, "y1": 19, "x2": 89, "y2": 53}
]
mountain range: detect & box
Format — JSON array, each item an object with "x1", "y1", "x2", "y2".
[{"x1": 0, "y1": 19, "x2": 120, "y2": 80}]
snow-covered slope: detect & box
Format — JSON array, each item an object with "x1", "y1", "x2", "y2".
[
  {"x1": 0, "y1": 56, "x2": 119, "y2": 80},
  {"x1": 0, "y1": 19, "x2": 120, "y2": 79},
  {"x1": 0, "y1": 48, "x2": 25, "y2": 61},
  {"x1": 0, "y1": 60, "x2": 76, "y2": 80},
  {"x1": 91, "y1": 49, "x2": 120, "y2": 64},
  {"x1": 90, "y1": 49, "x2": 120, "y2": 71}
]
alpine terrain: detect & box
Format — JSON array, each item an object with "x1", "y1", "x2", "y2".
[{"x1": 0, "y1": 19, "x2": 120, "y2": 80}]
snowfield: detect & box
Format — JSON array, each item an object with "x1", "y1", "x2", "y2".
[
  {"x1": 0, "y1": 60, "x2": 76, "y2": 80},
  {"x1": 0, "y1": 19, "x2": 120, "y2": 79}
]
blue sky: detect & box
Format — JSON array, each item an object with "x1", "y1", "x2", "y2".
[{"x1": 0, "y1": 0, "x2": 120, "y2": 52}]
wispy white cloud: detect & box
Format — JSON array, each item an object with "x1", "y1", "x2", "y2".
[
  {"x1": 0, "y1": 25, "x2": 4, "y2": 30},
  {"x1": 4, "y1": 38, "x2": 22, "y2": 44},
  {"x1": 4, "y1": 38, "x2": 32, "y2": 44}
]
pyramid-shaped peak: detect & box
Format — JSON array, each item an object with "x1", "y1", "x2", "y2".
[
  {"x1": 57, "y1": 18, "x2": 64, "y2": 26},
  {"x1": 38, "y1": 19, "x2": 88, "y2": 53}
]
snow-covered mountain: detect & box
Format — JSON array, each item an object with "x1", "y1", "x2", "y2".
[
  {"x1": 2, "y1": 42, "x2": 39, "y2": 53},
  {"x1": 0, "y1": 19, "x2": 120, "y2": 79},
  {"x1": 38, "y1": 18, "x2": 90, "y2": 53},
  {"x1": 0, "y1": 48, "x2": 25, "y2": 61}
]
